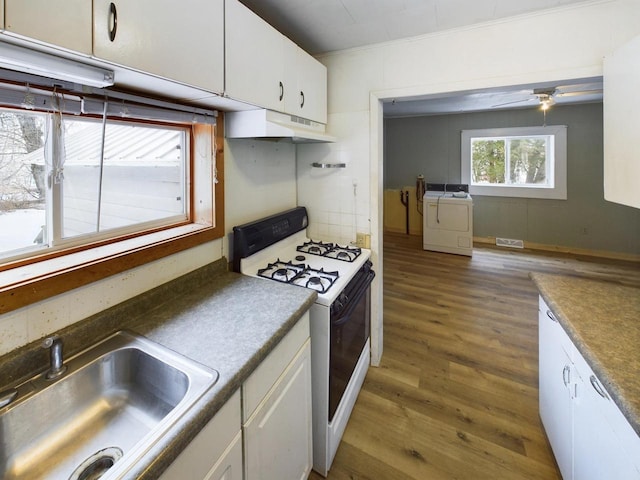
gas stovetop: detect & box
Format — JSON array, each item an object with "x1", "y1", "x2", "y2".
[
  {"x1": 238, "y1": 230, "x2": 370, "y2": 306},
  {"x1": 233, "y1": 207, "x2": 371, "y2": 306}
]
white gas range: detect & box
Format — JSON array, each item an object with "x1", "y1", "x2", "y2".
[{"x1": 233, "y1": 207, "x2": 374, "y2": 476}]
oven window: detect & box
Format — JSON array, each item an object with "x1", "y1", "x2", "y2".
[{"x1": 329, "y1": 285, "x2": 370, "y2": 421}]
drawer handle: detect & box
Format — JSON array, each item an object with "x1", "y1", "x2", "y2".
[
  {"x1": 562, "y1": 365, "x2": 570, "y2": 386},
  {"x1": 300, "y1": 90, "x2": 305, "y2": 108},
  {"x1": 590, "y1": 375, "x2": 609, "y2": 400},
  {"x1": 546, "y1": 310, "x2": 558, "y2": 322},
  {"x1": 108, "y1": 2, "x2": 118, "y2": 42},
  {"x1": 279, "y1": 81, "x2": 284, "y2": 101}
]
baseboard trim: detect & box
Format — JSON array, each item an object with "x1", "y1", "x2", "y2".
[{"x1": 473, "y1": 236, "x2": 640, "y2": 263}]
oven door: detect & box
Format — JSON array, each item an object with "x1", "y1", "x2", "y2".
[{"x1": 329, "y1": 262, "x2": 375, "y2": 421}]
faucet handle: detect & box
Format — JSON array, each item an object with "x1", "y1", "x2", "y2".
[{"x1": 42, "y1": 335, "x2": 60, "y2": 349}]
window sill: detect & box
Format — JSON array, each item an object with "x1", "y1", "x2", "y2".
[{"x1": 0, "y1": 223, "x2": 221, "y2": 315}]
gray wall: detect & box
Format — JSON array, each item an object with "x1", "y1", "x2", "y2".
[{"x1": 384, "y1": 103, "x2": 640, "y2": 255}]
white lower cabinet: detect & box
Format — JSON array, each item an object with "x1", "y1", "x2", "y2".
[
  {"x1": 159, "y1": 312, "x2": 312, "y2": 480},
  {"x1": 243, "y1": 313, "x2": 313, "y2": 480},
  {"x1": 159, "y1": 390, "x2": 242, "y2": 480},
  {"x1": 538, "y1": 296, "x2": 640, "y2": 480},
  {"x1": 539, "y1": 300, "x2": 574, "y2": 480}
]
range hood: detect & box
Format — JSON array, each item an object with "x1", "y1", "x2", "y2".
[{"x1": 225, "y1": 109, "x2": 336, "y2": 143}]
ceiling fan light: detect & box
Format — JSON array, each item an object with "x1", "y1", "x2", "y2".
[{"x1": 540, "y1": 96, "x2": 555, "y2": 111}]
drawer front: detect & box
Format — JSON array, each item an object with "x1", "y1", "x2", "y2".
[{"x1": 242, "y1": 312, "x2": 310, "y2": 422}]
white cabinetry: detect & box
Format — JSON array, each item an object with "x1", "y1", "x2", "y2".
[
  {"x1": 159, "y1": 390, "x2": 242, "y2": 480},
  {"x1": 225, "y1": 0, "x2": 327, "y2": 124},
  {"x1": 225, "y1": 0, "x2": 284, "y2": 112},
  {"x1": 572, "y1": 346, "x2": 640, "y2": 480},
  {"x1": 93, "y1": 0, "x2": 224, "y2": 93},
  {"x1": 242, "y1": 313, "x2": 313, "y2": 480},
  {"x1": 603, "y1": 34, "x2": 640, "y2": 209},
  {"x1": 4, "y1": 0, "x2": 91, "y2": 54},
  {"x1": 538, "y1": 299, "x2": 573, "y2": 480},
  {"x1": 283, "y1": 42, "x2": 328, "y2": 124},
  {"x1": 538, "y1": 296, "x2": 640, "y2": 480}
]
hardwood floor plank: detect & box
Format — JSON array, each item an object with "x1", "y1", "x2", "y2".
[{"x1": 309, "y1": 233, "x2": 639, "y2": 479}]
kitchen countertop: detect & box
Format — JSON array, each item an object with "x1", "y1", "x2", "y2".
[
  {"x1": 530, "y1": 272, "x2": 640, "y2": 436},
  {"x1": 0, "y1": 259, "x2": 317, "y2": 479}
]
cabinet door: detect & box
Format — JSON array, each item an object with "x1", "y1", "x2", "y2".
[
  {"x1": 603, "y1": 34, "x2": 640, "y2": 209},
  {"x1": 573, "y1": 370, "x2": 640, "y2": 480},
  {"x1": 225, "y1": 0, "x2": 285, "y2": 111},
  {"x1": 539, "y1": 301, "x2": 574, "y2": 480},
  {"x1": 93, "y1": 0, "x2": 224, "y2": 92},
  {"x1": 5, "y1": 0, "x2": 91, "y2": 54},
  {"x1": 203, "y1": 432, "x2": 243, "y2": 480},
  {"x1": 244, "y1": 339, "x2": 313, "y2": 480},
  {"x1": 293, "y1": 48, "x2": 328, "y2": 124},
  {"x1": 159, "y1": 390, "x2": 241, "y2": 480},
  {"x1": 572, "y1": 350, "x2": 640, "y2": 480}
]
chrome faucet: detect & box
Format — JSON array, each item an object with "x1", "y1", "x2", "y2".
[{"x1": 42, "y1": 336, "x2": 67, "y2": 380}]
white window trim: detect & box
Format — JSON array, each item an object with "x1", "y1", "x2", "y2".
[{"x1": 461, "y1": 125, "x2": 567, "y2": 200}]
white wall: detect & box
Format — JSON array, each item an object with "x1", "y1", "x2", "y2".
[
  {"x1": 0, "y1": 137, "x2": 297, "y2": 356},
  {"x1": 223, "y1": 138, "x2": 297, "y2": 260},
  {"x1": 297, "y1": 0, "x2": 640, "y2": 365}
]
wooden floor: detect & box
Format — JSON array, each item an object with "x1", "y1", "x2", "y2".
[{"x1": 310, "y1": 232, "x2": 640, "y2": 480}]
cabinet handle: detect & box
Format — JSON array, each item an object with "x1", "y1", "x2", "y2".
[
  {"x1": 279, "y1": 82, "x2": 284, "y2": 102},
  {"x1": 300, "y1": 91, "x2": 305, "y2": 108},
  {"x1": 562, "y1": 365, "x2": 570, "y2": 386},
  {"x1": 108, "y1": 2, "x2": 118, "y2": 42},
  {"x1": 590, "y1": 375, "x2": 609, "y2": 400},
  {"x1": 546, "y1": 310, "x2": 558, "y2": 322}
]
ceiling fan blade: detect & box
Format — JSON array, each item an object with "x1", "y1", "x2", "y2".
[
  {"x1": 555, "y1": 89, "x2": 603, "y2": 97},
  {"x1": 491, "y1": 98, "x2": 535, "y2": 107}
]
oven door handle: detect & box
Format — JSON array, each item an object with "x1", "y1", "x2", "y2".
[{"x1": 331, "y1": 270, "x2": 375, "y2": 326}]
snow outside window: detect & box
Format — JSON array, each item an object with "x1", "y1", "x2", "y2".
[{"x1": 0, "y1": 108, "x2": 188, "y2": 262}]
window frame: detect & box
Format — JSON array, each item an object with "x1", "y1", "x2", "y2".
[
  {"x1": 461, "y1": 125, "x2": 567, "y2": 200},
  {"x1": 0, "y1": 114, "x2": 224, "y2": 315}
]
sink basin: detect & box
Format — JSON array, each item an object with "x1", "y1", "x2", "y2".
[{"x1": 0, "y1": 330, "x2": 219, "y2": 480}]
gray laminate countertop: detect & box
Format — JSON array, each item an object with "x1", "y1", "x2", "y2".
[
  {"x1": 0, "y1": 260, "x2": 317, "y2": 479},
  {"x1": 530, "y1": 272, "x2": 640, "y2": 436}
]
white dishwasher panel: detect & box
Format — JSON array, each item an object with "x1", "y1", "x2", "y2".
[{"x1": 423, "y1": 194, "x2": 473, "y2": 256}]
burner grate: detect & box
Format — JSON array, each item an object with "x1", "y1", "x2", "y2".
[
  {"x1": 258, "y1": 260, "x2": 305, "y2": 283},
  {"x1": 257, "y1": 260, "x2": 339, "y2": 293},
  {"x1": 297, "y1": 240, "x2": 362, "y2": 262},
  {"x1": 291, "y1": 267, "x2": 339, "y2": 293}
]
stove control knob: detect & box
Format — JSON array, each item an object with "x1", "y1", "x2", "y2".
[{"x1": 336, "y1": 293, "x2": 348, "y2": 309}]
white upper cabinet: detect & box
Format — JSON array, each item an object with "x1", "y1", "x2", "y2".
[
  {"x1": 93, "y1": 0, "x2": 224, "y2": 93},
  {"x1": 4, "y1": 0, "x2": 92, "y2": 54},
  {"x1": 284, "y1": 40, "x2": 328, "y2": 124},
  {"x1": 225, "y1": 0, "x2": 285, "y2": 112},
  {"x1": 603, "y1": 34, "x2": 640, "y2": 209},
  {"x1": 225, "y1": 0, "x2": 327, "y2": 124}
]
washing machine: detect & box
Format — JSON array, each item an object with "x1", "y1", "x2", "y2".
[{"x1": 423, "y1": 189, "x2": 473, "y2": 256}]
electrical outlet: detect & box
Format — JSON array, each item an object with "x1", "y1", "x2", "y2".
[{"x1": 356, "y1": 233, "x2": 370, "y2": 248}]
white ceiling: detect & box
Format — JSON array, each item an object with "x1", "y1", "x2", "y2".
[
  {"x1": 238, "y1": 0, "x2": 602, "y2": 116},
  {"x1": 239, "y1": 0, "x2": 595, "y2": 55}
]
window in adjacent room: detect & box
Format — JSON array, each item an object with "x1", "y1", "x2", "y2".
[{"x1": 461, "y1": 125, "x2": 567, "y2": 199}]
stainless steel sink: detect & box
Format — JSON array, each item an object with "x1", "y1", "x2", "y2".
[{"x1": 0, "y1": 330, "x2": 219, "y2": 480}]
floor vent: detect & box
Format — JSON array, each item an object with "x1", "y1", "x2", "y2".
[{"x1": 496, "y1": 237, "x2": 524, "y2": 249}]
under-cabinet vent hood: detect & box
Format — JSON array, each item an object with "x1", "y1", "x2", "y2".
[{"x1": 225, "y1": 109, "x2": 336, "y2": 143}]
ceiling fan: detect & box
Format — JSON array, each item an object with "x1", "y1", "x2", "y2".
[{"x1": 492, "y1": 84, "x2": 603, "y2": 109}]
